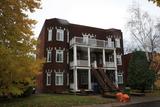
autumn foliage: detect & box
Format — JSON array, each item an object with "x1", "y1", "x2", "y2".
[
  {"x1": 149, "y1": 0, "x2": 160, "y2": 7},
  {"x1": 0, "y1": 0, "x2": 42, "y2": 96}
]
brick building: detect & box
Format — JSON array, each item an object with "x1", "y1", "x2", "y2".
[{"x1": 37, "y1": 18, "x2": 124, "y2": 93}]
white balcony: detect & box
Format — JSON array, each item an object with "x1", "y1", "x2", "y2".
[
  {"x1": 77, "y1": 60, "x2": 88, "y2": 66},
  {"x1": 70, "y1": 37, "x2": 114, "y2": 49},
  {"x1": 70, "y1": 60, "x2": 88, "y2": 67},
  {"x1": 105, "y1": 62, "x2": 115, "y2": 68}
]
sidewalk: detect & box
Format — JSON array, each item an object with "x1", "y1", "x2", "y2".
[{"x1": 74, "y1": 96, "x2": 160, "y2": 107}]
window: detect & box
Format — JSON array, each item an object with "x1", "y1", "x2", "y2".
[
  {"x1": 56, "y1": 50, "x2": 63, "y2": 63},
  {"x1": 48, "y1": 29, "x2": 52, "y2": 41},
  {"x1": 83, "y1": 35, "x2": 88, "y2": 44},
  {"x1": 55, "y1": 72, "x2": 63, "y2": 86},
  {"x1": 117, "y1": 55, "x2": 122, "y2": 65},
  {"x1": 56, "y1": 29, "x2": 64, "y2": 41},
  {"x1": 89, "y1": 36, "x2": 96, "y2": 46},
  {"x1": 109, "y1": 55, "x2": 114, "y2": 62},
  {"x1": 46, "y1": 72, "x2": 51, "y2": 86},
  {"x1": 108, "y1": 38, "x2": 112, "y2": 48},
  {"x1": 118, "y1": 73, "x2": 123, "y2": 84},
  {"x1": 47, "y1": 50, "x2": 52, "y2": 62},
  {"x1": 115, "y1": 38, "x2": 120, "y2": 48}
]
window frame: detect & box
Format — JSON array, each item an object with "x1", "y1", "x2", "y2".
[
  {"x1": 83, "y1": 35, "x2": 88, "y2": 44},
  {"x1": 108, "y1": 38, "x2": 112, "y2": 48},
  {"x1": 48, "y1": 29, "x2": 52, "y2": 41},
  {"x1": 56, "y1": 29, "x2": 64, "y2": 41},
  {"x1": 115, "y1": 38, "x2": 120, "y2": 48},
  {"x1": 46, "y1": 72, "x2": 51, "y2": 86},
  {"x1": 117, "y1": 55, "x2": 122, "y2": 65},
  {"x1": 47, "y1": 50, "x2": 52, "y2": 62},
  {"x1": 56, "y1": 50, "x2": 64, "y2": 63},
  {"x1": 55, "y1": 72, "x2": 64, "y2": 86},
  {"x1": 117, "y1": 72, "x2": 123, "y2": 84}
]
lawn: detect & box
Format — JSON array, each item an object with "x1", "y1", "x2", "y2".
[{"x1": 0, "y1": 94, "x2": 115, "y2": 107}]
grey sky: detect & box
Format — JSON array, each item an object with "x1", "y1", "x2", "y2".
[{"x1": 30, "y1": 0, "x2": 160, "y2": 40}]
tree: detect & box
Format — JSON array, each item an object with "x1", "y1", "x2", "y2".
[
  {"x1": 0, "y1": 0, "x2": 42, "y2": 96},
  {"x1": 149, "y1": 0, "x2": 160, "y2": 7},
  {"x1": 128, "y1": 51, "x2": 155, "y2": 92},
  {"x1": 127, "y1": 4, "x2": 160, "y2": 62}
]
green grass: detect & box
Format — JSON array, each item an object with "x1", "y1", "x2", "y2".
[{"x1": 0, "y1": 94, "x2": 115, "y2": 107}]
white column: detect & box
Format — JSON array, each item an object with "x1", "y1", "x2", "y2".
[
  {"x1": 88, "y1": 48, "x2": 90, "y2": 67},
  {"x1": 103, "y1": 49, "x2": 106, "y2": 67},
  {"x1": 113, "y1": 49, "x2": 118, "y2": 87},
  {"x1": 88, "y1": 69, "x2": 92, "y2": 90},
  {"x1": 73, "y1": 45, "x2": 77, "y2": 66},
  {"x1": 74, "y1": 68, "x2": 78, "y2": 91}
]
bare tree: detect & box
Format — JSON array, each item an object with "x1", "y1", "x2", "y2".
[
  {"x1": 127, "y1": 4, "x2": 160, "y2": 62},
  {"x1": 148, "y1": 0, "x2": 160, "y2": 7}
]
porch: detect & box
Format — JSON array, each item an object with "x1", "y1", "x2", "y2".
[
  {"x1": 69, "y1": 68, "x2": 118, "y2": 92},
  {"x1": 69, "y1": 46, "x2": 117, "y2": 69}
]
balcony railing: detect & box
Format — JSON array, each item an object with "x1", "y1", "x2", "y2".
[
  {"x1": 70, "y1": 60, "x2": 88, "y2": 67},
  {"x1": 70, "y1": 37, "x2": 114, "y2": 49},
  {"x1": 70, "y1": 60, "x2": 115, "y2": 68},
  {"x1": 105, "y1": 62, "x2": 115, "y2": 68}
]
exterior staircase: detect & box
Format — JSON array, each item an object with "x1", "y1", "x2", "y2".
[{"x1": 91, "y1": 68, "x2": 118, "y2": 94}]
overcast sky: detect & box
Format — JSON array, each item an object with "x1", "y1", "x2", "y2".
[{"x1": 30, "y1": 0, "x2": 160, "y2": 42}]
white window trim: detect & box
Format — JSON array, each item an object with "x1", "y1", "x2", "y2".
[
  {"x1": 46, "y1": 72, "x2": 51, "y2": 86},
  {"x1": 48, "y1": 29, "x2": 52, "y2": 41},
  {"x1": 47, "y1": 50, "x2": 52, "y2": 62},
  {"x1": 56, "y1": 29, "x2": 64, "y2": 41},
  {"x1": 56, "y1": 50, "x2": 64, "y2": 63},
  {"x1": 117, "y1": 55, "x2": 122, "y2": 65},
  {"x1": 55, "y1": 72, "x2": 64, "y2": 86},
  {"x1": 115, "y1": 38, "x2": 120, "y2": 48},
  {"x1": 118, "y1": 73, "x2": 123, "y2": 84}
]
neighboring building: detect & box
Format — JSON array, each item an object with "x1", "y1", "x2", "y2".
[
  {"x1": 123, "y1": 53, "x2": 132, "y2": 84},
  {"x1": 37, "y1": 18, "x2": 124, "y2": 93},
  {"x1": 123, "y1": 52, "x2": 160, "y2": 88}
]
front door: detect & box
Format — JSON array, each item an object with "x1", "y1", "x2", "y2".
[{"x1": 78, "y1": 70, "x2": 88, "y2": 89}]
